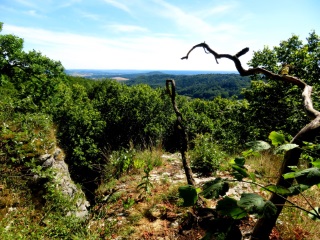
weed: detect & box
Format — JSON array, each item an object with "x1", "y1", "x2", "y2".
[
  {"x1": 122, "y1": 197, "x2": 135, "y2": 210},
  {"x1": 137, "y1": 158, "x2": 154, "y2": 199},
  {"x1": 189, "y1": 133, "x2": 227, "y2": 176}
]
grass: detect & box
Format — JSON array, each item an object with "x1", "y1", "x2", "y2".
[
  {"x1": 1, "y1": 122, "x2": 320, "y2": 240},
  {"x1": 245, "y1": 152, "x2": 320, "y2": 240}
]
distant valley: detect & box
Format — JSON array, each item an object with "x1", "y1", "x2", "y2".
[{"x1": 66, "y1": 69, "x2": 250, "y2": 99}]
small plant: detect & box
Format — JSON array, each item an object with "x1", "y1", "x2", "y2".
[
  {"x1": 189, "y1": 133, "x2": 227, "y2": 176},
  {"x1": 137, "y1": 158, "x2": 154, "y2": 199},
  {"x1": 122, "y1": 197, "x2": 135, "y2": 210},
  {"x1": 110, "y1": 148, "x2": 135, "y2": 179}
]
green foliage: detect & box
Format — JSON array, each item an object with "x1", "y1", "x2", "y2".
[
  {"x1": 180, "y1": 96, "x2": 250, "y2": 152},
  {"x1": 264, "y1": 185, "x2": 291, "y2": 196},
  {"x1": 268, "y1": 131, "x2": 286, "y2": 146},
  {"x1": 126, "y1": 73, "x2": 250, "y2": 100},
  {"x1": 178, "y1": 185, "x2": 198, "y2": 207},
  {"x1": 216, "y1": 197, "x2": 247, "y2": 219},
  {"x1": 237, "y1": 193, "x2": 277, "y2": 218},
  {"x1": 245, "y1": 131, "x2": 298, "y2": 155},
  {"x1": 189, "y1": 134, "x2": 227, "y2": 175},
  {"x1": 137, "y1": 158, "x2": 154, "y2": 198},
  {"x1": 122, "y1": 197, "x2": 135, "y2": 210},
  {"x1": 229, "y1": 157, "x2": 253, "y2": 181},
  {"x1": 201, "y1": 177, "x2": 229, "y2": 199},
  {"x1": 245, "y1": 140, "x2": 271, "y2": 152},
  {"x1": 110, "y1": 149, "x2": 135, "y2": 179},
  {"x1": 308, "y1": 207, "x2": 320, "y2": 221},
  {"x1": 244, "y1": 31, "x2": 320, "y2": 140}
]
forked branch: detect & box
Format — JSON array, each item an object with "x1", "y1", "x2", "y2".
[
  {"x1": 182, "y1": 42, "x2": 320, "y2": 119},
  {"x1": 182, "y1": 42, "x2": 320, "y2": 239}
]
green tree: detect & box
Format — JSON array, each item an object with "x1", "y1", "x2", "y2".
[
  {"x1": 0, "y1": 22, "x2": 65, "y2": 111},
  {"x1": 243, "y1": 31, "x2": 320, "y2": 140}
]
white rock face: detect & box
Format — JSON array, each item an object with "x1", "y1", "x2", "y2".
[{"x1": 39, "y1": 147, "x2": 90, "y2": 219}]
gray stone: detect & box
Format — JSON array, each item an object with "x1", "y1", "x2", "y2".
[
  {"x1": 39, "y1": 154, "x2": 51, "y2": 162},
  {"x1": 36, "y1": 147, "x2": 90, "y2": 219},
  {"x1": 42, "y1": 157, "x2": 55, "y2": 168}
]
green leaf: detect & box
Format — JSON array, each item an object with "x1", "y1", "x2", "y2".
[
  {"x1": 311, "y1": 159, "x2": 320, "y2": 168},
  {"x1": 263, "y1": 185, "x2": 291, "y2": 195},
  {"x1": 237, "y1": 193, "x2": 276, "y2": 218},
  {"x1": 283, "y1": 172, "x2": 296, "y2": 179},
  {"x1": 242, "y1": 149, "x2": 261, "y2": 158},
  {"x1": 288, "y1": 184, "x2": 310, "y2": 195},
  {"x1": 178, "y1": 185, "x2": 198, "y2": 207},
  {"x1": 246, "y1": 140, "x2": 271, "y2": 152},
  {"x1": 234, "y1": 157, "x2": 245, "y2": 167},
  {"x1": 238, "y1": 193, "x2": 265, "y2": 213},
  {"x1": 216, "y1": 197, "x2": 247, "y2": 219},
  {"x1": 284, "y1": 167, "x2": 320, "y2": 186},
  {"x1": 274, "y1": 143, "x2": 299, "y2": 154},
  {"x1": 268, "y1": 131, "x2": 285, "y2": 146},
  {"x1": 249, "y1": 172, "x2": 256, "y2": 182},
  {"x1": 201, "y1": 178, "x2": 229, "y2": 199},
  {"x1": 308, "y1": 207, "x2": 320, "y2": 221},
  {"x1": 232, "y1": 165, "x2": 249, "y2": 180},
  {"x1": 262, "y1": 200, "x2": 277, "y2": 219}
]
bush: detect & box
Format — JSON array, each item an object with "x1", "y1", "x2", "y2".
[{"x1": 189, "y1": 134, "x2": 227, "y2": 176}]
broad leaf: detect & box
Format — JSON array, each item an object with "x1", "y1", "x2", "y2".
[
  {"x1": 283, "y1": 172, "x2": 296, "y2": 179},
  {"x1": 308, "y1": 207, "x2": 320, "y2": 221},
  {"x1": 311, "y1": 160, "x2": 320, "y2": 168},
  {"x1": 238, "y1": 193, "x2": 265, "y2": 213},
  {"x1": 202, "y1": 178, "x2": 229, "y2": 199},
  {"x1": 262, "y1": 200, "x2": 277, "y2": 219},
  {"x1": 264, "y1": 185, "x2": 291, "y2": 195},
  {"x1": 237, "y1": 193, "x2": 276, "y2": 218},
  {"x1": 216, "y1": 197, "x2": 247, "y2": 219},
  {"x1": 288, "y1": 184, "x2": 310, "y2": 195},
  {"x1": 178, "y1": 185, "x2": 198, "y2": 207},
  {"x1": 283, "y1": 167, "x2": 320, "y2": 186},
  {"x1": 234, "y1": 157, "x2": 246, "y2": 166},
  {"x1": 246, "y1": 140, "x2": 271, "y2": 152},
  {"x1": 242, "y1": 149, "x2": 261, "y2": 158},
  {"x1": 268, "y1": 131, "x2": 285, "y2": 146},
  {"x1": 274, "y1": 143, "x2": 299, "y2": 154},
  {"x1": 232, "y1": 165, "x2": 249, "y2": 180}
]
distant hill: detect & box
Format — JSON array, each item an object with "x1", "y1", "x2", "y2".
[
  {"x1": 125, "y1": 73, "x2": 250, "y2": 99},
  {"x1": 65, "y1": 69, "x2": 250, "y2": 99}
]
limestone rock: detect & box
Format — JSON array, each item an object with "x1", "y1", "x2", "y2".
[{"x1": 38, "y1": 147, "x2": 90, "y2": 219}]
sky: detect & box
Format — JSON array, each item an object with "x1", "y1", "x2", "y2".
[{"x1": 1, "y1": 0, "x2": 319, "y2": 71}]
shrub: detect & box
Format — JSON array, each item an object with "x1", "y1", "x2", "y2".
[{"x1": 189, "y1": 134, "x2": 227, "y2": 176}]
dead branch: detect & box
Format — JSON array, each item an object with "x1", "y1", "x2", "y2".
[
  {"x1": 182, "y1": 42, "x2": 320, "y2": 119},
  {"x1": 182, "y1": 42, "x2": 320, "y2": 239},
  {"x1": 166, "y1": 79, "x2": 196, "y2": 186},
  {"x1": 182, "y1": 42, "x2": 307, "y2": 89}
]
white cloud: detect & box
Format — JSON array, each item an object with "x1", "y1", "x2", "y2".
[
  {"x1": 152, "y1": 0, "x2": 240, "y2": 40},
  {"x1": 107, "y1": 24, "x2": 148, "y2": 33},
  {"x1": 77, "y1": 10, "x2": 101, "y2": 21},
  {"x1": 196, "y1": 4, "x2": 235, "y2": 18},
  {"x1": 102, "y1": 0, "x2": 131, "y2": 14},
  {"x1": 2, "y1": 22, "x2": 252, "y2": 71}
]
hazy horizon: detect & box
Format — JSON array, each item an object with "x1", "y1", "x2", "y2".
[{"x1": 2, "y1": 1, "x2": 319, "y2": 71}]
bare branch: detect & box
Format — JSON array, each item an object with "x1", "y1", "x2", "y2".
[
  {"x1": 182, "y1": 42, "x2": 320, "y2": 119},
  {"x1": 182, "y1": 42, "x2": 320, "y2": 238},
  {"x1": 181, "y1": 42, "x2": 307, "y2": 88}
]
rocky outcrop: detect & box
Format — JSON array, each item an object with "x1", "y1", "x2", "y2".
[{"x1": 37, "y1": 147, "x2": 90, "y2": 219}]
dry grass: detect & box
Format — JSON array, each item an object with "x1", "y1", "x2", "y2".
[{"x1": 246, "y1": 152, "x2": 320, "y2": 240}]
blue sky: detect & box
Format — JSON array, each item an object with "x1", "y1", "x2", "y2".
[{"x1": 1, "y1": 0, "x2": 319, "y2": 70}]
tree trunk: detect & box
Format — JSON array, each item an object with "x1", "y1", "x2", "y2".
[
  {"x1": 251, "y1": 116, "x2": 320, "y2": 239},
  {"x1": 166, "y1": 79, "x2": 196, "y2": 186},
  {"x1": 181, "y1": 43, "x2": 320, "y2": 239}
]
